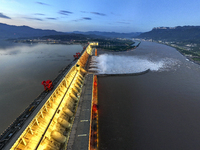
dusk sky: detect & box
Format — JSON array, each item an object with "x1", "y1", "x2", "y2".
[{"x1": 1, "y1": 0, "x2": 200, "y2": 33}]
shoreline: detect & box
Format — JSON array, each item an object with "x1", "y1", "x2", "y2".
[
  {"x1": 97, "y1": 41, "x2": 141, "y2": 52},
  {"x1": 152, "y1": 41, "x2": 200, "y2": 65},
  {"x1": 96, "y1": 41, "x2": 141, "y2": 53}
]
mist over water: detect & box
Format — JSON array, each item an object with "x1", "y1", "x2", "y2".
[{"x1": 90, "y1": 54, "x2": 180, "y2": 74}]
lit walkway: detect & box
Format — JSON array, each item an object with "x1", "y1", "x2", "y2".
[{"x1": 67, "y1": 74, "x2": 93, "y2": 150}]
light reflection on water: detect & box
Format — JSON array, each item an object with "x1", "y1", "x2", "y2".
[{"x1": 0, "y1": 41, "x2": 82, "y2": 134}]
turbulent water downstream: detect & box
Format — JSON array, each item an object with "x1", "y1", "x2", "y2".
[
  {"x1": 97, "y1": 41, "x2": 200, "y2": 150},
  {"x1": 90, "y1": 54, "x2": 179, "y2": 74}
]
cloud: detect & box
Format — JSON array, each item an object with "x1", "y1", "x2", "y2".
[
  {"x1": 24, "y1": 17, "x2": 43, "y2": 21},
  {"x1": 117, "y1": 21, "x2": 130, "y2": 24},
  {"x1": 34, "y1": 13, "x2": 45, "y2": 16},
  {"x1": 73, "y1": 19, "x2": 80, "y2": 22},
  {"x1": 36, "y1": 2, "x2": 50, "y2": 5},
  {"x1": 59, "y1": 10, "x2": 73, "y2": 15},
  {"x1": 91, "y1": 12, "x2": 106, "y2": 16},
  {"x1": 0, "y1": 13, "x2": 11, "y2": 19},
  {"x1": 82, "y1": 17, "x2": 92, "y2": 20},
  {"x1": 72, "y1": 17, "x2": 92, "y2": 22},
  {"x1": 46, "y1": 17, "x2": 57, "y2": 20},
  {"x1": 80, "y1": 11, "x2": 88, "y2": 13}
]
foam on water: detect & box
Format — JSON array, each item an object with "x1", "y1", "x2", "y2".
[{"x1": 91, "y1": 54, "x2": 180, "y2": 74}]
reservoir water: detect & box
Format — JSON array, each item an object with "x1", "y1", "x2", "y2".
[
  {"x1": 0, "y1": 41, "x2": 82, "y2": 134},
  {"x1": 98, "y1": 41, "x2": 200, "y2": 150}
]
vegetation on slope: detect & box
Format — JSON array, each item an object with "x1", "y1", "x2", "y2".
[{"x1": 138, "y1": 26, "x2": 200, "y2": 63}]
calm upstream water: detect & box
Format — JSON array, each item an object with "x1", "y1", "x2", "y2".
[
  {"x1": 0, "y1": 41, "x2": 82, "y2": 134},
  {"x1": 98, "y1": 41, "x2": 200, "y2": 150}
]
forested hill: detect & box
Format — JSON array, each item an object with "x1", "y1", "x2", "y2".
[
  {"x1": 71, "y1": 31, "x2": 142, "y2": 38},
  {"x1": 0, "y1": 23, "x2": 142, "y2": 40},
  {"x1": 0, "y1": 23, "x2": 65, "y2": 39},
  {"x1": 138, "y1": 26, "x2": 200, "y2": 42}
]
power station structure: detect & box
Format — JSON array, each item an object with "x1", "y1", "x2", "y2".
[{"x1": 0, "y1": 42, "x2": 99, "y2": 150}]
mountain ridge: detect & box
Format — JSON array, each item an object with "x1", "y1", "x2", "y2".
[
  {"x1": 0, "y1": 23, "x2": 66, "y2": 39},
  {"x1": 0, "y1": 23, "x2": 142, "y2": 39},
  {"x1": 70, "y1": 31, "x2": 142, "y2": 38},
  {"x1": 137, "y1": 25, "x2": 200, "y2": 42}
]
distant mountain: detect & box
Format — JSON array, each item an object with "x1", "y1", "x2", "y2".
[
  {"x1": 69, "y1": 31, "x2": 142, "y2": 38},
  {"x1": 42, "y1": 34, "x2": 90, "y2": 41},
  {"x1": 0, "y1": 23, "x2": 65, "y2": 39},
  {"x1": 0, "y1": 23, "x2": 142, "y2": 40},
  {"x1": 138, "y1": 26, "x2": 200, "y2": 42}
]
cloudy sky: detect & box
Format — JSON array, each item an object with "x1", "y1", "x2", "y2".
[{"x1": 1, "y1": 0, "x2": 200, "y2": 33}]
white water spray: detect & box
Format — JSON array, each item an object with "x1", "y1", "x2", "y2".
[{"x1": 89, "y1": 54, "x2": 180, "y2": 74}]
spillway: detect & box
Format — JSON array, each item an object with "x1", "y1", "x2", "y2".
[{"x1": 0, "y1": 42, "x2": 98, "y2": 150}]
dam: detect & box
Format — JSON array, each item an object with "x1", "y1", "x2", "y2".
[
  {"x1": 0, "y1": 42, "x2": 98, "y2": 150},
  {"x1": 2, "y1": 40, "x2": 200, "y2": 149}
]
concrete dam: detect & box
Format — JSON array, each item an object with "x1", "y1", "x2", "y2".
[{"x1": 0, "y1": 42, "x2": 99, "y2": 150}]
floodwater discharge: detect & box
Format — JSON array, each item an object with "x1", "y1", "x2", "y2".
[
  {"x1": 92, "y1": 54, "x2": 179, "y2": 74},
  {"x1": 97, "y1": 41, "x2": 200, "y2": 150},
  {"x1": 0, "y1": 41, "x2": 82, "y2": 134}
]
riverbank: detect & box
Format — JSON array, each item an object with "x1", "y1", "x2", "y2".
[
  {"x1": 171, "y1": 46, "x2": 200, "y2": 65},
  {"x1": 151, "y1": 40, "x2": 200, "y2": 65}
]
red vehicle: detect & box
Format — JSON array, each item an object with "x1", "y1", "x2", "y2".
[
  {"x1": 73, "y1": 52, "x2": 81, "y2": 59},
  {"x1": 41, "y1": 80, "x2": 53, "y2": 91}
]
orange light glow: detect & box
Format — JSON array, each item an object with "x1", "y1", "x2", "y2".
[{"x1": 89, "y1": 75, "x2": 99, "y2": 150}]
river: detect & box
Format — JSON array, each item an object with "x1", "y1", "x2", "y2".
[
  {"x1": 98, "y1": 41, "x2": 200, "y2": 150},
  {"x1": 0, "y1": 41, "x2": 82, "y2": 134}
]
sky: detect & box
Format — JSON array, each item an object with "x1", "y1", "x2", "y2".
[{"x1": 1, "y1": 0, "x2": 200, "y2": 33}]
